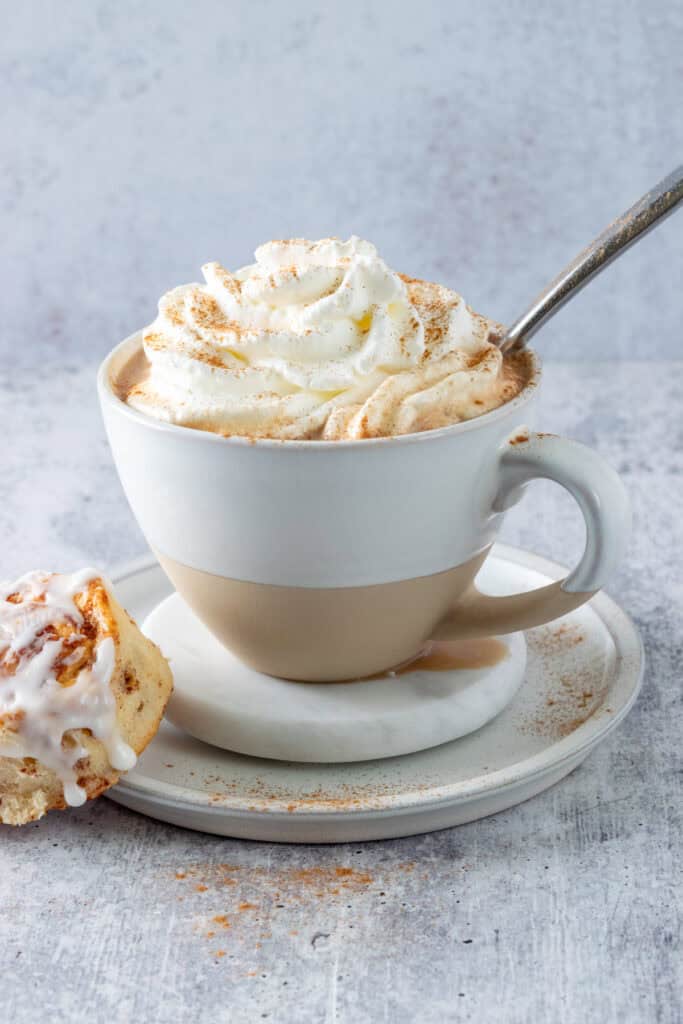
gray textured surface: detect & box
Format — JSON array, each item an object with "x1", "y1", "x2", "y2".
[
  {"x1": 3, "y1": 0, "x2": 683, "y2": 369},
  {"x1": 1, "y1": 360, "x2": 681, "y2": 1023},
  {"x1": 2, "y1": 3, "x2": 683, "y2": 1018}
]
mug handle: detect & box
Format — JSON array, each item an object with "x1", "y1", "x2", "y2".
[{"x1": 432, "y1": 431, "x2": 631, "y2": 639}]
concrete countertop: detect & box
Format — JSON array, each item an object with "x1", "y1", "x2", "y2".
[{"x1": 1, "y1": 360, "x2": 681, "y2": 1024}]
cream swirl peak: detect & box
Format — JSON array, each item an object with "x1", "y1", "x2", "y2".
[{"x1": 124, "y1": 237, "x2": 525, "y2": 440}]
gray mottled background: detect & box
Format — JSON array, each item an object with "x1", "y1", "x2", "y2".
[
  {"x1": 2, "y1": 7, "x2": 683, "y2": 1023},
  {"x1": 2, "y1": 0, "x2": 682, "y2": 370}
]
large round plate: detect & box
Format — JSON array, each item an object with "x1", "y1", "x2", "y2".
[{"x1": 105, "y1": 545, "x2": 644, "y2": 842}]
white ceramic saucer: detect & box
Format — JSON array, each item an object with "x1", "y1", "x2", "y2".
[
  {"x1": 142, "y1": 592, "x2": 526, "y2": 763},
  {"x1": 105, "y1": 545, "x2": 644, "y2": 843}
]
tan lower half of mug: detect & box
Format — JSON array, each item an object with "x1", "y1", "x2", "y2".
[{"x1": 156, "y1": 549, "x2": 491, "y2": 682}]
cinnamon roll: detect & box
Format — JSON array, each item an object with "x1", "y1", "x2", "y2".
[{"x1": 0, "y1": 569, "x2": 173, "y2": 825}]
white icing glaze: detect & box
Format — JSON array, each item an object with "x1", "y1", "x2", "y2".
[{"x1": 0, "y1": 569, "x2": 136, "y2": 806}]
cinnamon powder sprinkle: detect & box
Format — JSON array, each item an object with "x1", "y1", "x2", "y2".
[
  {"x1": 174, "y1": 861, "x2": 415, "y2": 898},
  {"x1": 200, "y1": 769, "x2": 441, "y2": 812},
  {"x1": 174, "y1": 861, "x2": 417, "y2": 961},
  {"x1": 519, "y1": 623, "x2": 610, "y2": 739}
]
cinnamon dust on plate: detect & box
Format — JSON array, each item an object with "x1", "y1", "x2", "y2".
[{"x1": 520, "y1": 622, "x2": 612, "y2": 739}]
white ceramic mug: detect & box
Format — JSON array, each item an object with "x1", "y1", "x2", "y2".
[{"x1": 98, "y1": 334, "x2": 630, "y2": 681}]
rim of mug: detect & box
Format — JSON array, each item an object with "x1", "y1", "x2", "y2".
[{"x1": 98, "y1": 331, "x2": 542, "y2": 450}]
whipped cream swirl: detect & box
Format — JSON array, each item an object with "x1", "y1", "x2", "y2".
[{"x1": 127, "y1": 237, "x2": 513, "y2": 439}]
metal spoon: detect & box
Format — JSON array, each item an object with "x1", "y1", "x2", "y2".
[{"x1": 497, "y1": 165, "x2": 683, "y2": 354}]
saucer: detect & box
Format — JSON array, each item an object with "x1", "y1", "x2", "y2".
[
  {"x1": 142, "y1": 593, "x2": 527, "y2": 763},
  {"x1": 105, "y1": 545, "x2": 643, "y2": 842}
]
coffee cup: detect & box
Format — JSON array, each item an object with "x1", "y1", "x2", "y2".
[{"x1": 99, "y1": 333, "x2": 630, "y2": 681}]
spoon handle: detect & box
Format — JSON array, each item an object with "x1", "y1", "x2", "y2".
[{"x1": 499, "y1": 165, "x2": 683, "y2": 353}]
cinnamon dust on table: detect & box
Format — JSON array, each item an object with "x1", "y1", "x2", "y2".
[
  {"x1": 211, "y1": 915, "x2": 230, "y2": 931},
  {"x1": 174, "y1": 861, "x2": 417, "y2": 961},
  {"x1": 177, "y1": 863, "x2": 383, "y2": 900}
]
